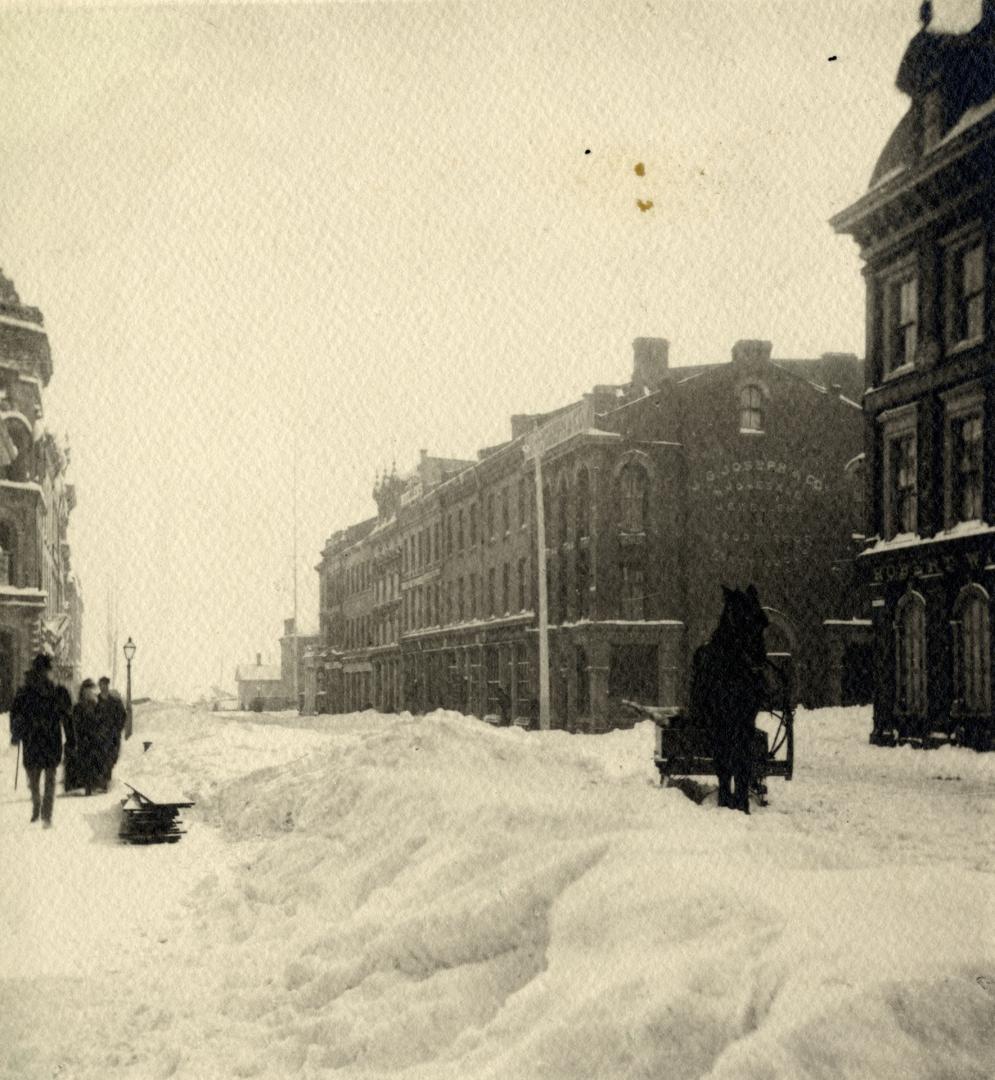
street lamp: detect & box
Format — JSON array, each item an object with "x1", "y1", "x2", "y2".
[{"x1": 123, "y1": 636, "x2": 136, "y2": 740}]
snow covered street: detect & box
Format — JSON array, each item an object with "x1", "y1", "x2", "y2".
[{"x1": 2, "y1": 703, "x2": 994, "y2": 1080}]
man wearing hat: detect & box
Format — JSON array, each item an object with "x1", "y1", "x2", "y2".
[
  {"x1": 96, "y1": 676, "x2": 127, "y2": 789},
  {"x1": 9, "y1": 653, "x2": 72, "y2": 826}
]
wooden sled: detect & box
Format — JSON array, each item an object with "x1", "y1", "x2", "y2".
[{"x1": 119, "y1": 782, "x2": 194, "y2": 845}]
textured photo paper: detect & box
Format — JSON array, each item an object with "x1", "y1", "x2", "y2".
[{"x1": 1, "y1": 2, "x2": 994, "y2": 1077}]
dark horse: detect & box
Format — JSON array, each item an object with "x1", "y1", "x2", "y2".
[{"x1": 687, "y1": 585, "x2": 769, "y2": 814}]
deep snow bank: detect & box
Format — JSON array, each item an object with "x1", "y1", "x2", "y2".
[{"x1": 2, "y1": 704, "x2": 994, "y2": 1080}]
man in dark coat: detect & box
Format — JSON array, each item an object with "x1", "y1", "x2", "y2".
[
  {"x1": 72, "y1": 679, "x2": 103, "y2": 796},
  {"x1": 10, "y1": 653, "x2": 71, "y2": 826},
  {"x1": 96, "y1": 676, "x2": 127, "y2": 790}
]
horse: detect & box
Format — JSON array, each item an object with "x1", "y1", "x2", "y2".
[{"x1": 687, "y1": 584, "x2": 769, "y2": 814}]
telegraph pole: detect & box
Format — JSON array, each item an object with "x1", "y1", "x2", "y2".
[
  {"x1": 292, "y1": 428, "x2": 300, "y2": 710},
  {"x1": 533, "y1": 453, "x2": 551, "y2": 730}
]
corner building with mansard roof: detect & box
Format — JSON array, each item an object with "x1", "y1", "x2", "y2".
[
  {"x1": 833, "y1": 3, "x2": 995, "y2": 747},
  {"x1": 309, "y1": 336, "x2": 865, "y2": 729}
]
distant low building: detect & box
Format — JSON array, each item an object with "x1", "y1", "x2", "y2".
[
  {"x1": 280, "y1": 617, "x2": 318, "y2": 712},
  {"x1": 235, "y1": 654, "x2": 285, "y2": 710}
]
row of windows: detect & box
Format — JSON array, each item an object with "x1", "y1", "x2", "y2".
[
  {"x1": 882, "y1": 385, "x2": 985, "y2": 538},
  {"x1": 344, "y1": 614, "x2": 373, "y2": 651},
  {"x1": 894, "y1": 586, "x2": 991, "y2": 717},
  {"x1": 402, "y1": 558, "x2": 534, "y2": 633},
  {"x1": 545, "y1": 555, "x2": 647, "y2": 624},
  {"x1": 350, "y1": 549, "x2": 652, "y2": 646},
  {"x1": 881, "y1": 224, "x2": 988, "y2": 378}
]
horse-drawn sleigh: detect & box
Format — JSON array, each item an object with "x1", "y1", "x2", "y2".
[{"x1": 630, "y1": 585, "x2": 795, "y2": 813}]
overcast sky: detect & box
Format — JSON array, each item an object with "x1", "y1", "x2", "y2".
[{"x1": 0, "y1": 0, "x2": 983, "y2": 698}]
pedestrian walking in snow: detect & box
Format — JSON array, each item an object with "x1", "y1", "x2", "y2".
[
  {"x1": 72, "y1": 679, "x2": 105, "y2": 796},
  {"x1": 96, "y1": 676, "x2": 127, "y2": 789},
  {"x1": 9, "y1": 653, "x2": 72, "y2": 827}
]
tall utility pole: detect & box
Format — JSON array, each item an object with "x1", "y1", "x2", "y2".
[
  {"x1": 292, "y1": 428, "x2": 299, "y2": 710},
  {"x1": 532, "y1": 454, "x2": 551, "y2": 730},
  {"x1": 106, "y1": 584, "x2": 119, "y2": 685}
]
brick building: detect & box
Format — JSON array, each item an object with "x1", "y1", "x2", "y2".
[
  {"x1": 832, "y1": 5, "x2": 995, "y2": 748},
  {"x1": 311, "y1": 336, "x2": 866, "y2": 728},
  {"x1": 0, "y1": 269, "x2": 82, "y2": 705}
]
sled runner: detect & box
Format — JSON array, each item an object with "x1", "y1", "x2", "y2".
[{"x1": 118, "y1": 782, "x2": 194, "y2": 845}]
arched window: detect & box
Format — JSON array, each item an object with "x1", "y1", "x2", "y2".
[
  {"x1": 619, "y1": 464, "x2": 648, "y2": 532},
  {"x1": 952, "y1": 585, "x2": 990, "y2": 715},
  {"x1": 576, "y1": 467, "x2": 591, "y2": 539},
  {"x1": 894, "y1": 591, "x2": 927, "y2": 717},
  {"x1": 558, "y1": 477, "x2": 569, "y2": 546},
  {"x1": 740, "y1": 386, "x2": 764, "y2": 432},
  {"x1": 4, "y1": 420, "x2": 31, "y2": 482}
]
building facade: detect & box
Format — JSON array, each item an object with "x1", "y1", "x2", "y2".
[
  {"x1": 313, "y1": 336, "x2": 865, "y2": 729},
  {"x1": 0, "y1": 270, "x2": 82, "y2": 705},
  {"x1": 832, "y1": 6, "x2": 995, "y2": 748}
]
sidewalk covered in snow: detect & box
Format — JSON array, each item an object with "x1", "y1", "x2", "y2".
[{"x1": 1, "y1": 702, "x2": 994, "y2": 1079}]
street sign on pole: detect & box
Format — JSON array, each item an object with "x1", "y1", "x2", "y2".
[{"x1": 522, "y1": 400, "x2": 595, "y2": 731}]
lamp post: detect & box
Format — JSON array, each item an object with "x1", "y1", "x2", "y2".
[{"x1": 123, "y1": 637, "x2": 136, "y2": 740}]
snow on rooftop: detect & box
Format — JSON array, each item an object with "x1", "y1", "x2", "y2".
[
  {"x1": 939, "y1": 92, "x2": 995, "y2": 147},
  {"x1": 862, "y1": 519, "x2": 995, "y2": 555}
]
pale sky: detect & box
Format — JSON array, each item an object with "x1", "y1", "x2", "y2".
[{"x1": 0, "y1": 1, "x2": 983, "y2": 698}]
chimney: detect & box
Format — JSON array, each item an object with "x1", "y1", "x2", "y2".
[
  {"x1": 731, "y1": 339, "x2": 773, "y2": 367},
  {"x1": 256, "y1": 652, "x2": 262, "y2": 667},
  {"x1": 631, "y1": 337, "x2": 669, "y2": 390},
  {"x1": 511, "y1": 414, "x2": 537, "y2": 440}
]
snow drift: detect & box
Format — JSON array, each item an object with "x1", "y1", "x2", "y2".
[{"x1": 1, "y1": 705, "x2": 994, "y2": 1079}]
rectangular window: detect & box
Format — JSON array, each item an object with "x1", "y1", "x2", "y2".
[
  {"x1": 889, "y1": 433, "x2": 917, "y2": 536},
  {"x1": 502, "y1": 488, "x2": 510, "y2": 535},
  {"x1": 519, "y1": 477, "x2": 528, "y2": 528},
  {"x1": 502, "y1": 562, "x2": 510, "y2": 614},
  {"x1": 457, "y1": 509, "x2": 465, "y2": 552},
  {"x1": 953, "y1": 414, "x2": 983, "y2": 522},
  {"x1": 488, "y1": 567, "x2": 496, "y2": 616},
  {"x1": 949, "y1": 238, "x2": 985, "y2": 347},
  {"x1": 457, "y1": 577, "x2": 465, "y2": 620},
  {"x1": 620, "y1": 563, "x2": 645, "y2": 620},
  {"x1": 487, "y1": 494, "x2": 495, "y2": 541},
  {"x1": 469, "y1": 573, "x2": 477, "y2": 618},
  {"x1": 446, "y1": 516, "x2": 453, "y2": 555},
  {"x1": 445, "y1": 582, "x2": 452, "y2": 623},
  {"x1": 433, "y1": 523, "x2": 440, "y2": 562},
  {"x1": 884, "y1": 269, "x2": 918, "y2": 375},
  {"x1": 469, "y1": 503, "x2": 478, "y2": 546},
  {"x1": 518, "y1": 557, "x2": 527, "y2": 611}
]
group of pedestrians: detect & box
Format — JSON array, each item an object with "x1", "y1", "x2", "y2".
[{"x1": 9, "y1": 652, "x2": 128, "y2": 828}]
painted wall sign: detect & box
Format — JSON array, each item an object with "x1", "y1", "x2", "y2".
[{"x1": 866, "y1": 543, "x2": 991, "y2": 584}]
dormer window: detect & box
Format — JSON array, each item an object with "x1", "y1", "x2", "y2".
[{"x1": 739, "y1": 385, "x2": 764, "y2": 432}]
